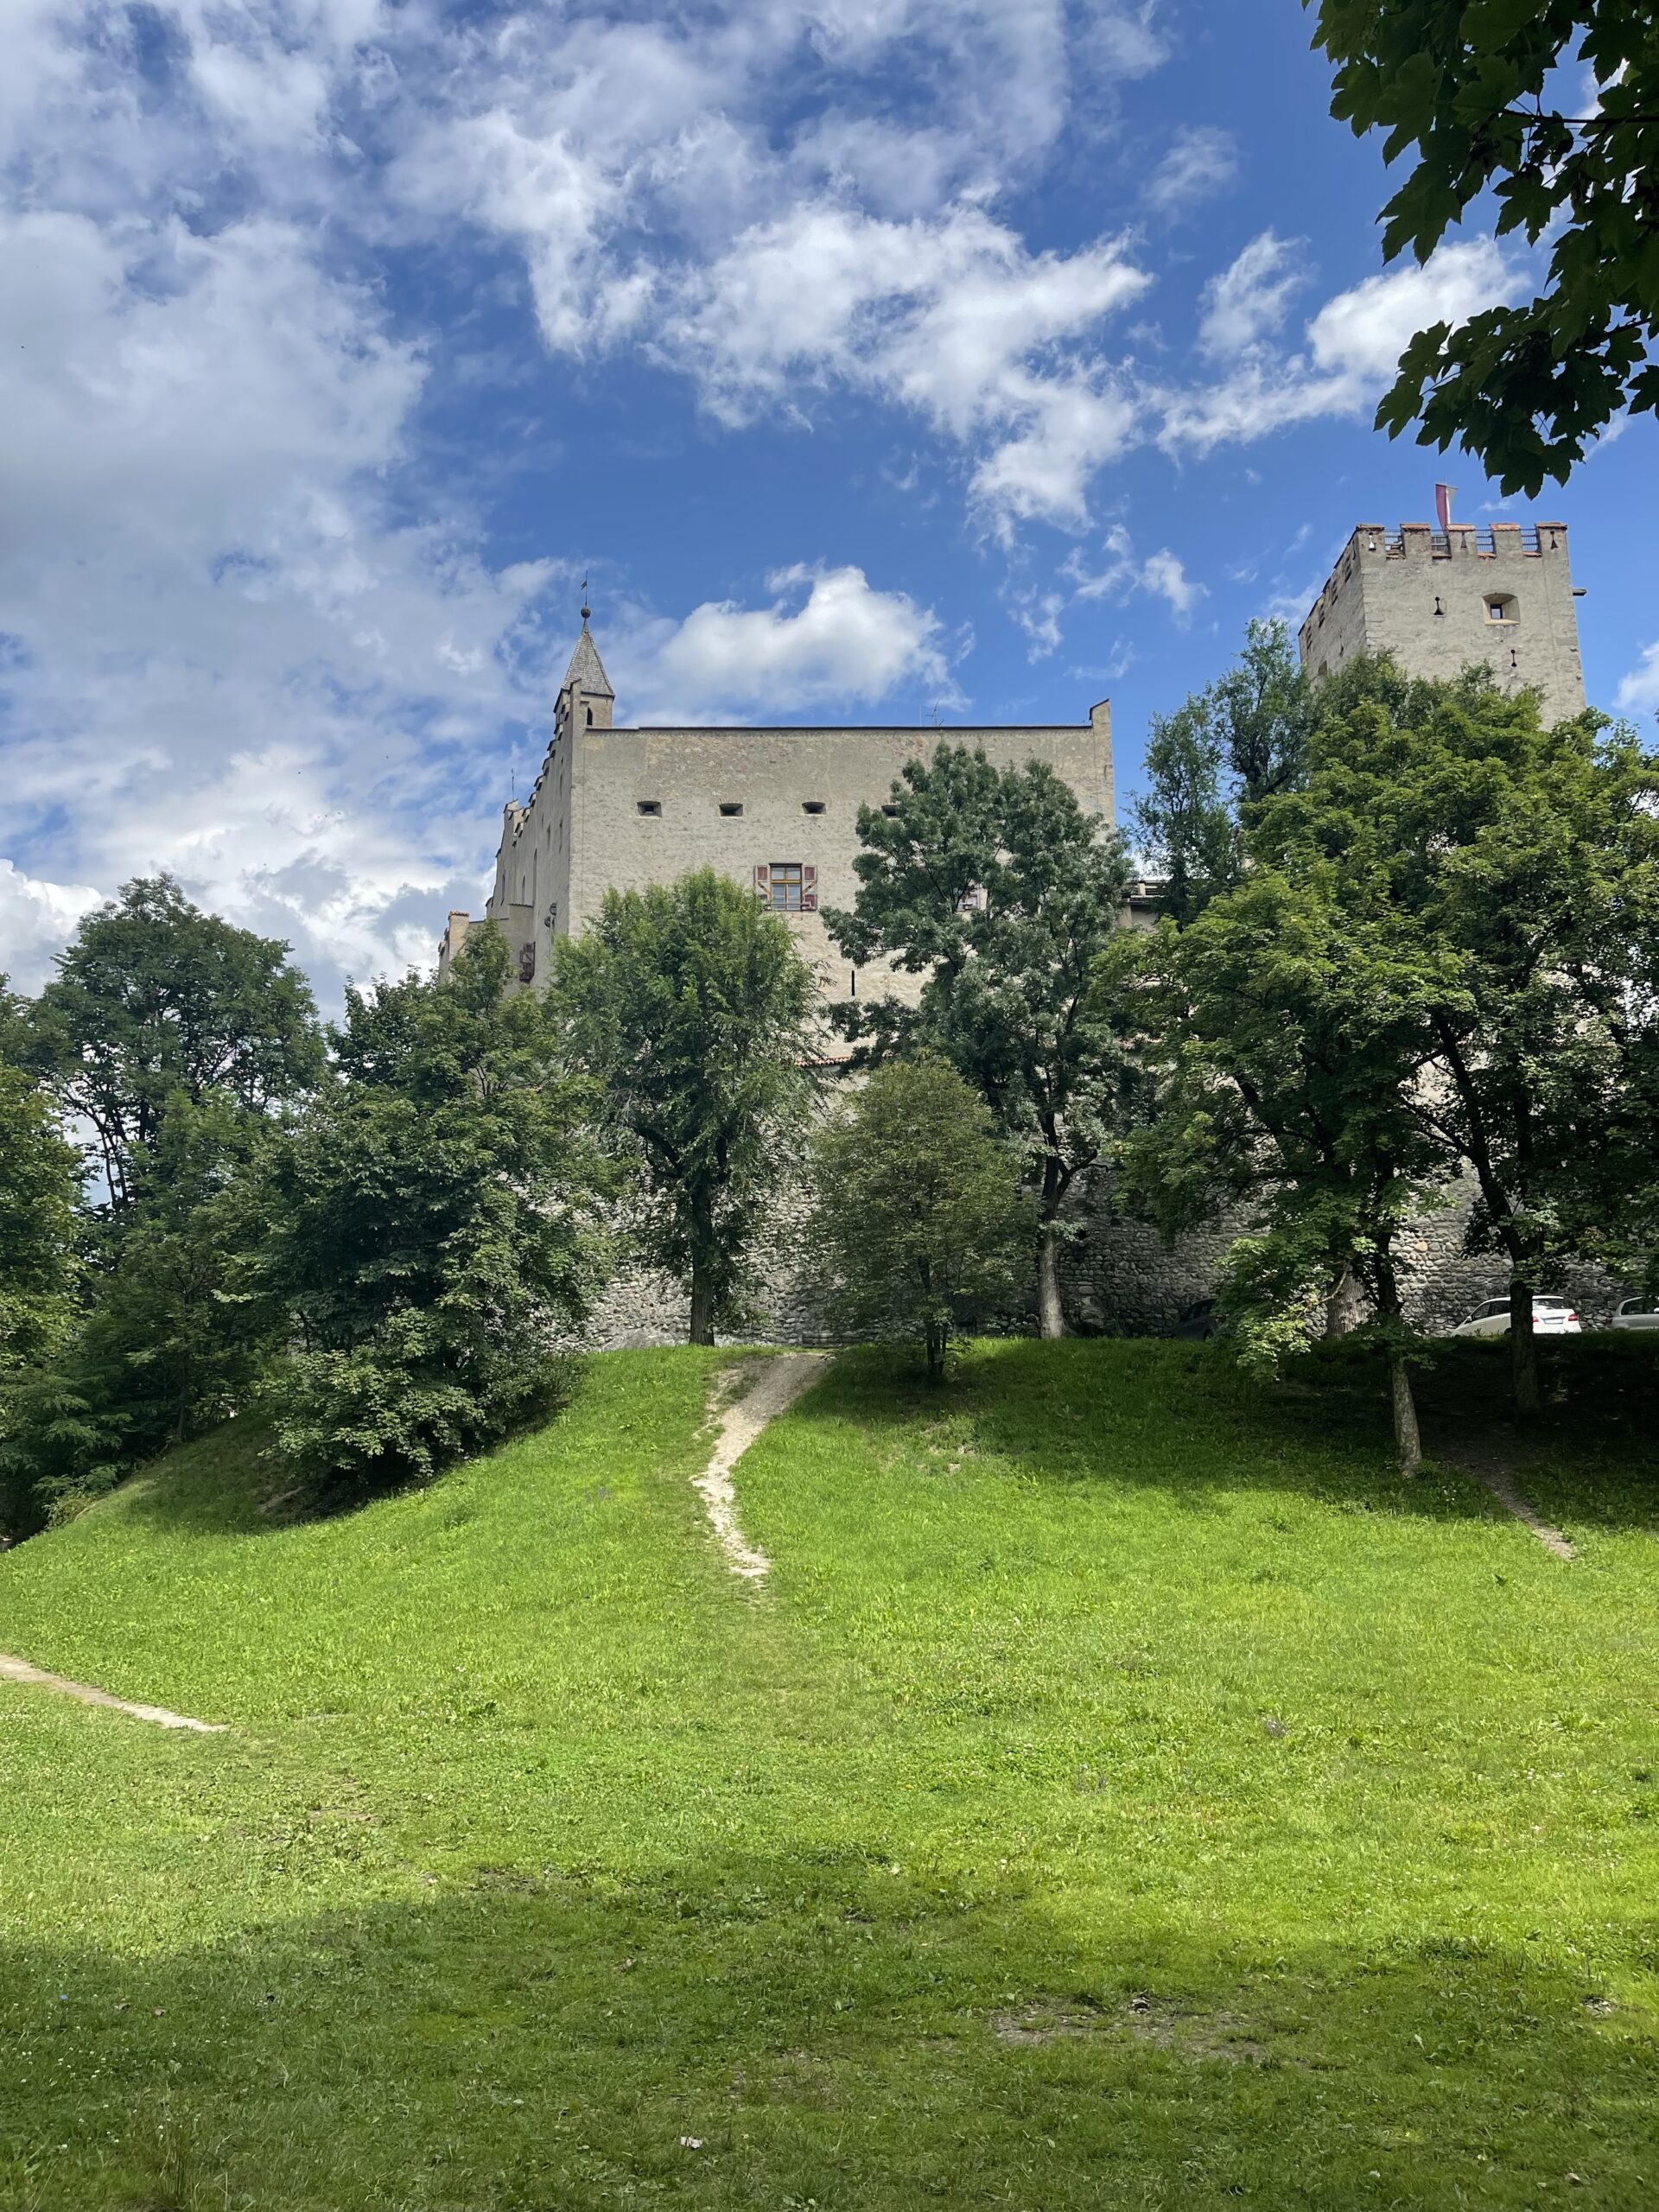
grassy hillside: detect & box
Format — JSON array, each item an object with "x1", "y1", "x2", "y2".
[{"x1": 1, "y1": 1342, "x2": 1656, "y2": 2210}]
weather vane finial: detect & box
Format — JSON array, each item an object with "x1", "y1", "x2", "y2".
[{"x1": 580, "y1": 574, "x2": 591, "y2": 624}]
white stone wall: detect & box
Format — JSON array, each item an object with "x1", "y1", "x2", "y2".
[{"x1": 1300, "y1": 523, "x2": 1586, "y2": 727}]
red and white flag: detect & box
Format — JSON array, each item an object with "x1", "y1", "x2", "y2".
[{"x1": 1434, "y1": 482, "x2": 1456, "y2": 532}]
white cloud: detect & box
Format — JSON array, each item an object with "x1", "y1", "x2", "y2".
[
  {"x1": 1616, "y1": 643, "x2": 1659, "y2": 716},
  {"x1": 1066, "y1": 525, "x2": 1202, "y2": 617},
  {"x1": 1198, "y1": 230, "x2": 1307, "y2": 358},
  {"x1": 0, "y1": 203, "x2": 562, "y2": 1001},
  {"x1": 626, "y1": 566, "x2": 951, "y2": 721},
  {"x1": 1014, "y1": 523, "x2": 1202, "y2": 658},
  {"x1": 1163, "y1": 238, "x2": 1514, "y2": 453},
  {"x1": 0, "y1": 863, "x2": 105, "y2": 994},
  {"x1": 653, "y1": 204, "x2": 1149, "y2": 531},
  {"x1": 1145, "y1": 125, "x2": 1238, "y2": 218},
  {"x1": 1305, "y1": 240, "x2": 1512, "y2": 384}
]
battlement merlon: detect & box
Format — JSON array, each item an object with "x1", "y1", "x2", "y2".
[{"x1": 1300, "y1": 521, "x2": 1573, "y2": 654}]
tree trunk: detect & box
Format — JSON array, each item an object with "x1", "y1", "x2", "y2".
[
  {"x1": 689, "y1": 1256, "x2": 715, "y2": 1347},
  {"x1": 1324, "y1": 1264, "x2": 1364, "y2": 1338},
  {"x1": 1389, "y1": 1349, "x2": 1422, "y2": 1477},
  {"x1": 1510, "y1": 1276, "x2": 1540, "y2": 1414},
  {"x1": 1036, "y1": 1229, "x2": 1065, "y2": 1341}
]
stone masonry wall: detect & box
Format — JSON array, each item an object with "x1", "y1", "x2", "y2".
[{"x1": 569, "y1": 1169, "x2": 1629, "y2": 1353}]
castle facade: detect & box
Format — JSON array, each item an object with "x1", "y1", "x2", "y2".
[
  {"x1": 439, "y1": 531, "x2": 1614, "y2": 1343},
  {"x1": 439, "y1": 613, "x2": 1114, "y2": 997}
]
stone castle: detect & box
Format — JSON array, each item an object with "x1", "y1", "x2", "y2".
[
  {"x1": 439, "y1": 601, "x2": 1114, "y2": 998},
  {"x1": 442, "y1": 522, "x2": 1606, "y2": 1342}
]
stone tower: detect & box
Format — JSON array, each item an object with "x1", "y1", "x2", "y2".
[{"x1": 1298, "y1": 521, "x2": 1586, "y2": 726}]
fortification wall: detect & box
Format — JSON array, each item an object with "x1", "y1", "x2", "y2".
[
  {"x1": 1300, "y1": 523, "x2": 1585, "y2": 726},
  {"x1": 568, "y1": 1173, "x2": 1628, "y2": 1354}
]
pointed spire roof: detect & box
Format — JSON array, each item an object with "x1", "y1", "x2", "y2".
[{"x1": 563, "y1": 615, "x2": 613, "y2": 699}]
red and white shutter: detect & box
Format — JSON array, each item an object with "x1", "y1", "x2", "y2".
[
  {"x1": 802, "y1": 862, "x2": 817, "y2": 912},
  {"x1": 754, "y1": 863, "x2": 770, "y2": 899}
]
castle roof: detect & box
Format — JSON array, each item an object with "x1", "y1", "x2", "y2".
[{"x1": 563, "y1": 617, "x2": 613, "y2": 698}]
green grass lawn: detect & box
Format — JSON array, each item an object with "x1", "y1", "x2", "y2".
[{"x1": 1, "y1": 1341, "x2": 1656, "y2": 2210}]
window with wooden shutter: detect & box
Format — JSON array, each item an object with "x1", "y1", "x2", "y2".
[{"x1": 760, "y1": 862, "x2": 807, "y2": 912}]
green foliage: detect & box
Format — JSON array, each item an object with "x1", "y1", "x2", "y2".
[
  {"x1": 26, "y1": 874, "x2": 321, "y2": 1211},
  {"x1": 260, "y1": 926, "x2": 594, "y2": 1495},
  {"x1": 1115, "y1": 844, "x2": 1450, "y2": 1460},
  {"x1": 83, "y1": 1097, "x2": 284, "y2": 1451},
  {"x1": 1270, "y1": 659, "x2": 1659, "y2": 1255},
  {"x1": 810, "y1": 1060, "x2": 1034, "y2": 1373},
  {"x1": 824, "y1": 747, "x2": 1136, "y2": 1336},
  {"x1": 1131, "y1": 620, "x2": 1313, "y2": 924},
  {"x1": 1306, "y1": 0, "x2": 1659, "y2": 491},
  {"x1": 549, "y1": 868, "x2": 818, "y2": 1344},
  {"x1": 0, "y1": 1006, "x2": 86, "y2": 1534},
  {"x1": 0, "y1": 1343, "x2": 1656, "y2": 2207}
]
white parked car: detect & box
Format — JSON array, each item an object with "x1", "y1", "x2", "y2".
[
  {"x1": 1449, "y1": 1296, "x2": 1582, "y2": 1338},
  {"x1": 1611, "y1": 1297, "x2": 1659, "y2": 1332}
]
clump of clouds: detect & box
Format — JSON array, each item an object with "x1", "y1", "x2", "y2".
[
  {"x1": 1616, "y1": 641, "x2": 1659, "y2": 717},
  {"x1": 1198, "y1": 229, "x2": 1307, "y2": 358},
  {"x1": 1163, "y1": 237, "x2": 1514, "y2": 452},
  {"x1": 626, "y1": 565, "x2": 953, "y2": 721},
  {"x1": 1145, "y1": 124, "x2": 1238, "y2": 218},
  {"x1": 1013, "y1": 523, "x2": 1203, "y2": 660}
]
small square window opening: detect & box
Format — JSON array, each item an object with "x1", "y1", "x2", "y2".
[
  {"x1": 803, "y1": 799, "x2": 826, "y2": 815},
  {"x1": 880, "y1": 803, "x2": 900, "y2": 817},
  {"x1": 636, "y1": 799, "x2": 662, "y2": 817},
  {"x1": 719, "y1": 801, "x2": 744, "y2": 817}
]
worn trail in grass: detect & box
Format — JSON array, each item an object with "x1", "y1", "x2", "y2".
[{"x1": 1, "y1": 1342, "x2": 1656, "y2": 2210}]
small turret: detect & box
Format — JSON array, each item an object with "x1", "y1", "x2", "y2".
[{"x1": 557, "y1": 596, "x2": 614, "y2": 738}]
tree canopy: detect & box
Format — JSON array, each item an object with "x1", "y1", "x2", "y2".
[
  {"x1": 28, "y1": 875, "x2": 321, "y2": 1210},
  {"x1": 261, "y1": 926, "x2": 594, "y2": 1496},
  {"x1": 1306, "y1": 0, "x2": 1659, "y2": 492},
  {"x1": 824, "y1": 747, "x2": 1136, "y2": 1338},
  {"x1": 549, "y1": 869, "x2": 818, "y2": 1345},
  {"x1": 810, "y1": 1060, "x2": 1033, "y2": 1376},
  {"x1": 1132, "y1": 620, "x2": 1313, "y2": 924},
  {"x1": 1262, "y1": 657, "x2": 1659, "y2": 1408}
]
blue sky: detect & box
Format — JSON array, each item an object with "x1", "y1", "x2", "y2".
[{"x1": 3, "y1": 0, "x2": 1654, "y2": 1001}]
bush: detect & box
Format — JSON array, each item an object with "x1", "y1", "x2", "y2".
[
  {"x1": 260, "y1": 930, "x2": 598, "y2": 1497},
  {"x1": 810, "y1": 1060, "x2": 1033, "y2": 1376}
]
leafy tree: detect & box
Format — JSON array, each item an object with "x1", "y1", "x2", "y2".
[
  {"x1": 1306, "y1": 0, "x2": 1659, "y2": 492},
  {"x1": 78, "y1": 1097, "x2": 283, "y2": 1455},
  {"x1": 549, "y1": 869, "x2": 818, "y2": 1345},
  {"x1": 1132, "y1": 620, "x2": 1313, "y2": 923},
  {"x1": 824, "y1": 747, "x2": 1135, "y2": 1338},
  {"x1": 28, "y1": 874, "x2": 321, "y2": 1210},
  {"x1": 810, "y1": 1061, "x2": 1034, "y2": 1377},
  {"x1": 1262, "y1": 657, "x2": 1659, "y2": 1412},
  {"x1": 0, "y1": 998, "x2": 86, "y2": 1534},
  {"x1": 1114, "y1": 871, "x2": 1451, "y2": 1471},
  {"x1": 260, "y1": 927, "x2": 595, "y2": 1496}
]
